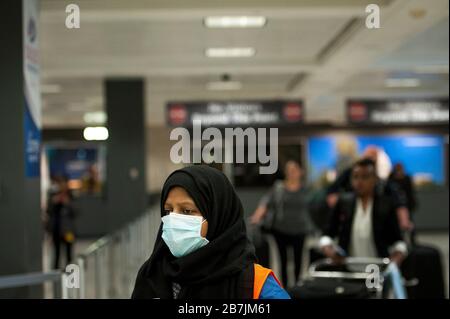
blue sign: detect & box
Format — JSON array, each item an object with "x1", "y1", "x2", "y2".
[
  {"x1": 23, "y1": 0, "x2": 41, "y2": 178},
  {"x1": 24, "y1": 100, "x2": 41, "y2": 177},
  {"x1": 307, "y1": 134, "x2": 445, "y2": 186}
]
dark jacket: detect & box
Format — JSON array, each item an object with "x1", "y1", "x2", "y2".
[
  {"x1": 46, "y1": 191, "x2": 76, "y2": 238},
  {"x1": 388, "y1": 174, "x2": 418, "y2": 213},
  {"x1": 324, "y1": 192, "x2": 403, "y2": 258}
]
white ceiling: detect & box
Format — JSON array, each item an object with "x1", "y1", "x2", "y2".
[{"x1": 39, "y1": 0, "x2": 449, "y2": 128}]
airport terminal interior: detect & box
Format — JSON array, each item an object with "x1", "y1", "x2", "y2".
[{"x1": 0, "y1": 0, "x2": 449, "y2": 299}]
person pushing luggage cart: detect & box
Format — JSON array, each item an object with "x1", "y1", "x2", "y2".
[
  {"x1": 318, "y1": 158, "x2": 408, "y2": 265},
  {"x1": 289, "y1": 159, "x2": 410, "y2": 299}
]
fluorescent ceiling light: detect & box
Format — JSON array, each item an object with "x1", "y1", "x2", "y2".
[
  {"x1": 385, "y1": 78, "x2": 420, "y2": 88},
  {"x1": 204, "y1": 16, "x2": 266, "y2": 28},
  {"x1": 41, "y1": 84, "x2": 61, "y2": 94},
  {"x1": 83, "y1": 111, "x2": 107, "y2": 124},
  {"x1": 83, "y1": 127, "x2": 109, "y2": 141},
  {"x1": 206, "y1": 47, "x2": 256, "y2": 58},
  {"x1": 207, "y1": 81, "x2": 242, "y2": 91}
]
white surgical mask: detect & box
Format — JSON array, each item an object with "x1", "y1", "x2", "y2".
[{"x1": 161, "y1": 213, "x2": 209, "y2": 258}]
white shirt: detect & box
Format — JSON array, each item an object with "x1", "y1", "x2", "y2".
[{"x1": 349, "y1": 198, "x2": 378, "y2": 258}]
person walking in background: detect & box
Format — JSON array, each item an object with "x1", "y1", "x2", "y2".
[
  {"x1": 319, "y1": 159, "x2": 407, "y2": 264},
  {"x1": 388, "y1": 163, "x2": 418, "y2": 243},
  {"x1": 81, "y1": 164, "x2": 102, "y2": 194},
  {"x1": 250, "y1": 161, "x2": 314, "y2": 288},
  {"x1": 46, "y1": 176, "x2": 77, "y2": 269},
  {"x1": 388, "y1": 163, "x2": 417, "y2": 216},
  {"x1": 326, "y1": 146, "x2": 413, "y2": 233}
]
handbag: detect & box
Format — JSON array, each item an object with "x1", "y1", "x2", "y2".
[{"x1": 261, "y1": 181, "x2": 284, "y2": 233}]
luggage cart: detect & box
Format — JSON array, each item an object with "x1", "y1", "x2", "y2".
[
  {"x1": 290, "y1": 257, "x2": 405, "y2": 299},
  {"x1": 309, "y1": 257, "x2": 390, "y2": 299}
]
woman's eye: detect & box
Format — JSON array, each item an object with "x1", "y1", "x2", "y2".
[
  {"x1": 163, "y1": 209, "x2": 171, "y2": 215},
  {"x1": 183, "y1": 209, "x2": 194, "y2": 215}
]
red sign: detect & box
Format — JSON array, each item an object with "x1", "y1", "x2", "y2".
[
  {"x1": 168, "y1": 104, "x2": 188, "y2": 125},
  {"x1": 283, "y1": 103, "x2": 303, "y2": 122},
  {"x1": 348, "y1": 102, "x2": 368, "y2": 122}
]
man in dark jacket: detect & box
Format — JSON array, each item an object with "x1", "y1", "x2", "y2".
[
  {"x1": 388, "y1": 163, "x2": 417, "y2": 214},
  {"x1": 326, "y1": 147, "x2": 413, "y2": 232},
  {"x1": 320, "y1": 159, "x2": 407, "y2": 264},
  {"x1": 388, "y1": 163, "x2": 418, "y2": 244}
]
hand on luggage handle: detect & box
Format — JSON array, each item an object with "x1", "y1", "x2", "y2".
[
  {"x1": 402, "y1": 230, "x2": 414, "y2": 247},
  {"x1": 403, "y1": 277, "x2": 419, "y2": 287}
]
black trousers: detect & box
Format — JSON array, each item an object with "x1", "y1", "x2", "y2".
[
  {"x1": 272, "y1": 231, "x2": 305, "y2": 288},
  {"x1": 52, "y1": 233, "x2": 73, "y2": 269}
]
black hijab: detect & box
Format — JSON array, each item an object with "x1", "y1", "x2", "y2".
[{"x1": 131, "y1": 165, "x2": 256, "y2": 299}]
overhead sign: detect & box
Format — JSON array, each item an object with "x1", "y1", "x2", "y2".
[
  {"x1": 166, "y1": 100, "x2": 304, "y2": 127},
  {"x1": 23, "y1": 0, "x2": 41, "y2": 178},
  {"x1": 347, "y1": 99, "x2": 449, "y2": 125}
]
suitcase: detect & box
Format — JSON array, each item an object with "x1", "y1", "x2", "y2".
[
  {"x1": 400, "y1": 244, "x2": 446, "y2": 299},
  {"x1": 288, "y1": 278, "x2": 370, "y2": 299},
  {"x1": 289, "y1": 258, "x2": 389, "y2": 299}
]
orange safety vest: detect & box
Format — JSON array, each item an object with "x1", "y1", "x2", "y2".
[{"x1": 252, "y1": 264, "x2": 283, "y2": 299}]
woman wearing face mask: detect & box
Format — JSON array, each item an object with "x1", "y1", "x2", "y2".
[{"x1": 132, "y1": 165, "x2": 290, "y2": 299}]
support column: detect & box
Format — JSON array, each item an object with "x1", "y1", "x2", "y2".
[
  {"x1": 0, "y1": 0, "x2": 42, "y2": 298},
  {"x1": 105, "y1": 79, "x2": 147, "y2": 232}
]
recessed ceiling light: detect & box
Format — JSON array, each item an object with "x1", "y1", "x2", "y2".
[
  {"x1": 207, "y1": 81, "x2": 242, "y2": 91},
  {"x1": 385, "y1": 78, "x2": 420, "y2": 88},
  {"x1": 204, "y1": 16, "x2": 266, "y2": 28},
  {"x1": 206, "y1": 47, "x2": 256, "y2": 58},
  {"x1": 83, "y1": 127, "x2": 109, "y2": 141}
]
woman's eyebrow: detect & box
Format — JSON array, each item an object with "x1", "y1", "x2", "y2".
[{"x1": 176, "y1": 200, "x2": 196, "y2": 206}]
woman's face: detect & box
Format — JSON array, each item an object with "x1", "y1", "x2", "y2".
[
  {"x1": 163, "y1": 186, "x2": 209, "y2": 238},
  {"x1": 285, "y1": 161, "x2": 302, "y2": 181}
]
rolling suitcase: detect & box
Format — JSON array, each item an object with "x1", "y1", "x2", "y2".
[
  {"x1": 401, "y1": 244, "x2": 446, "y2": 299},
  {"x1": 288, "y1": 278, "x2": 370, "y2": 299},
  {"x1": 289, "y1": 258, "x2": 389, "y2": 299}
]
